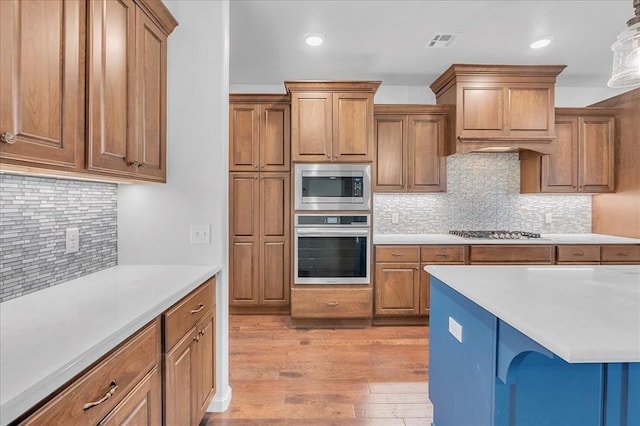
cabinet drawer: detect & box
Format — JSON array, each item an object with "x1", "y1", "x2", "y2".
[
  {"x1": 375, "y1": 246, "x2": 420, "y2": 262},
  {"x1": 164, "y1": 278, "x2": 215, "y2": 351},
  {"x1": 601, "y1": 245, "x2": 640, "y2": 263},
  {"x1": 556, "y1": 245, "x2": 600, "y2": 263},
  {"x1": 469, "y1": 245, "x2": 554, "y2": 264},
  {"x1": 421, "y1": 246, "x2": 467, "y2": 263},
  {"x1": 291, "y1": 288, "x2": 372, "y2": 319},
  {"x1": 21, "y1": 320, "x2": 159, "y2": 426}
]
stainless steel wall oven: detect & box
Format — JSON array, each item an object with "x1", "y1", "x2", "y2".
[{"x1": 294, "y1": 214, "x2": 371, "y2": 284}]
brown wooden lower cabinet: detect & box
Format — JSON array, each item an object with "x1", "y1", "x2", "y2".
[
  {"x1": 556, "y1": 245, "x2": 601, "y2": 264},
  {"x1": 18, "y1": 277, "x2": 216, "y2": 426},
  {"x1": 20, "y1": 320, "x2": 161, "y2": 425},
  {"x1": 469, "y1": 245, "x2": 554, "y2": 264},
  {"x1": 291, "y1": 287, "x2": 372, "y2": 319},
  {"x1": 163, "y1": 278, "x2": 216, "y2": 426},
  {"x1": 601, "y1": 244, "x2": 640, "y2": 264}
]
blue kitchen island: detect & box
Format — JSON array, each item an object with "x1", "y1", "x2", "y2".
[{"x1": 425, "y1": 265, "x2": 640, "y2": 426}]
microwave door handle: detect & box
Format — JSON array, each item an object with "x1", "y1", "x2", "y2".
[{"x1": 296, "y1": 228, "x2": 369, "y2": 236}]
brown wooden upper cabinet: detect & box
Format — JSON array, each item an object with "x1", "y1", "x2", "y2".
[
  {"x1": 285, "y1": 81, "x2": 381, "y2": 162},
  {"x1": 520, "y1": 108, "x2": 615, "y2": 193},
  {"x1": 0, "y1": 0, "x2": 85, "y2": 171},
  {"x1": 374, "y1": 105, "x2": 449, "y2": 192},
  {"x1": 429, "y1": 64, "x2": 566, "y2": 154},
  {"x1": 229, "y1": 95, "x2": 291, "y2": 172},
  {"x1": 0, "y1": 0, "x2": 177, "y2": 182}
]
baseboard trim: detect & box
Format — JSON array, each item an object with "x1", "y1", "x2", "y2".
[{"x1": 207, "y1": 385, "x2": 232, "y2": 412}]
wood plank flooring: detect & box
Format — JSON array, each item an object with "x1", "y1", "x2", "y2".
[{"x1": 202, "y1": 315, "x2": 432, "y2": 425}]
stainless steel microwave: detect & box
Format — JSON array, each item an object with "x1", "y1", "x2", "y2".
[{"x1": 294, "y1": 164, "x2": 371, "y2": 211}]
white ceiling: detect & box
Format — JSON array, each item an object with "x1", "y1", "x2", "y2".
[{"x1": 229, "y1": 0, "x2": 634, "y2": 89}]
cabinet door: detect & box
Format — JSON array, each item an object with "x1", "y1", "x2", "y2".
[
  {"x1": 375, "y1": 263, "x2": 420, "y2": 316},
  {"x1": 542, "y1": 117, "x2": 578, "y2": 192},
  {"x1": 333, "y1": 92, "x2": 373, "y2": 162},
  {"x1": 260, "y1": 173, "x2": 290, "y2": 306},
  {"x1": 373, "y1": 115, "x2": 406, "y2": 191},
  {"x1": 134, "y1": 8, "x2": 167, "y2": 181},
  {"x1": 261, "y1": 104, "x2": 290, "y2": 171},
  {"x1": 458, "y1": 85, "x2": 503, "y2": 137},
  {"x1": 0, "y1": 0, "x2": 83, "y2": 169},
  {"x1": 291, "y1": 92, "x2": 332, "y2": 161},
  {"x1": 407, "y1": 115, "x2": 446, "y2": 192},
  {"x1": 229, "y1": 174, "x2": 259, "y2": 305},
  {"x1": 98, "y1": 368, "x2": 161, "y2": 426},
  {"x1": 87, "y1": 0, "x2": 137, "y2": 177},
  {"x1": 164, "y1": 329, "x2": 195, "y2": 426},
  {"x1": 506, "y1": 85, "x2": 554, "y2": 137},
  {"x1": 193, "y1": 315, "x2": 215, "y2": 425},
  {"x1": 579, "y1": 116, "x2": 614, "y2": 193},
  {"x1": 229, "y1": 104, "x2": 260, "y2": 171}
]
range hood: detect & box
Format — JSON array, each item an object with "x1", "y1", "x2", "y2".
[{"x1": 430, "y1": 64, "x2": 567, "y2": 155}]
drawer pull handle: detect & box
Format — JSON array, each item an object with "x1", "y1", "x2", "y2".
[
  {"x1": 193, "y1": 334, "x2": 200, "y2": 342},
  {"x1": 435, "y1": 253, "x2": 448, "y2": 257},
  {"x1": 325, "y1": 302, "x2": 338, "y2": 307},
  {"x1": 83, "y1": 380, "x2": 118, "y2": 410},
  {"x1": 572, "y1": 252, "x2": 585, "y2": 257},
  {"x1": 616, "y1": 251, "x2": 629, "y2": 257},
  {"x1": 190, "y1": 303, "x2": 205, "y2": 314},
  {"x1": 391, "y1": 253, "x2": 404, "y2": 257}
]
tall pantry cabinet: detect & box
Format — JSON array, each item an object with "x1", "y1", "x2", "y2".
[{"x1": 229, "y1": 95, "x2": 291, "y2": 313}]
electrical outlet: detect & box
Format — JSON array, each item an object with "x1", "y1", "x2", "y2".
[
  {"x1": 65, "y1": 228, "x2": 79, "y2": 254},
  {"x1": 391, "y1": 213, "x2": 400, "y2": 224},
  {"x1": 448, "y1": 316, "x2": 463, "y2": 343},
  {"x1": 190, "y1": 225, "x2": 211, "y2": 245},
  {"x1": 545, "y1": 213, "x2": 553, "y2": 224}
]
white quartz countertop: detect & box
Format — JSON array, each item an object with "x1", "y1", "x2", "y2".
[
  {"x1": 0, "y1": 264, "x2": 220, "y2": 425},
  {"x1": 374, "y1": 233, "x2": 640, "y2": 245},
  {"x1": 425, "y1": 265, "x2": 640, "y2": 363}
]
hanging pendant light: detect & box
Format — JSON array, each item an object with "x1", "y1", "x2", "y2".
[{"x1": 608, "y1": 0, "x2": 640, "y2": 87}]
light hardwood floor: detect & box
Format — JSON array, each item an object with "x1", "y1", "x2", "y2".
[{"x1": 203, "y1": 315, "x2": 432, "y2": 425}]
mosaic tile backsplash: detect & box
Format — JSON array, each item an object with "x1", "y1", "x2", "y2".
[
  {"x1": 374, "y1": 153, "x2": 592, "y2": 234},
  {"x1": 0, "y1": 174, "x2": 117, "y2": 302}
]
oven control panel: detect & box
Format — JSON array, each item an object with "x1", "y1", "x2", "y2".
[{"x1": 295, "y1": 214, "x2": 370, "y2": 226}]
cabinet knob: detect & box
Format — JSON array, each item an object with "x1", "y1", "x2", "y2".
[
  {"x1": 415, "y1": 266, "x2": 419, "y2": 270},
  {"x1": 333, "y1": 154, "x2": 338, "y2": 159},
  {"x1": 1, "y1": 132, "x2": 17, "y2": 144},
  {"x1": 127, "y1": 161, "x2": 142, "y2": 168},
  {"x1": 253, "y1": 164, "x2": 258, "y2": 168},
  {"x1": 326, "y1": 153, "x2": 331, "y2": 159}
]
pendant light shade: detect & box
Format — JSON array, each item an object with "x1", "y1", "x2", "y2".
[{"x1": 608, "y1": 0, "x2": 640, "y2": 88}]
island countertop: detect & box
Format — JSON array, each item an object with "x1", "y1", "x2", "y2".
[
  {"x1": 424, "y1": 265, "x2": 640, "y2": 363},
  {"x1": 0, "y1": 264, "x2": 220, "y2": 426}
]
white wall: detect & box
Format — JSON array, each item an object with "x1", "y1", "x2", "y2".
[{"x1": 118, "y1": 0, "x2": 231, "y2": 411}]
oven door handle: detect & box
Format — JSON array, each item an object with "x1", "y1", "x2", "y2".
[{"x1": 295, "y1": 228, "x2": 369, "y2": 236}]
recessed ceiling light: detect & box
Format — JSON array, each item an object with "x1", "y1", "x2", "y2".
[
  {"x1": 530, "y1": 38, "x2": 552, "y2": 49},
  {"x1": 304, "y1": 33, "x2": 324, "y2": 47}
]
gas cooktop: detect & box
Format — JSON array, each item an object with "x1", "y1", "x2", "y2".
[{"x1": 449, "y1": 230, "x2": 541, "y2": 239}]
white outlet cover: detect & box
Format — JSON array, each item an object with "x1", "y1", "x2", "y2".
[
  {"x1": 65, "y1": 228, "x2": 80, "y2": 254},
  {"x1": 190, "y1": 225, "x2": 211, "y2": 245},
  {"x1": 448, "y1": 316, "x2": 463, "y2": 343}
]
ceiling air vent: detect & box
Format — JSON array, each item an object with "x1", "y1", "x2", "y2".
[{"x1": 426, "y1": 33, "x2": 461, "y2": 48}]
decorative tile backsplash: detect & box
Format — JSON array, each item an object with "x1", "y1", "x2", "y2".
[
  {"x1": 374, "y1": 153, "x2": 591, "y2": 234},
  {"x1": 0, "y1": 174, "x2": 117, "y2": 302}
]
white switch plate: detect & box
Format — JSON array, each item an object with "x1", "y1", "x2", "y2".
[
  {"x1": 190, "y1": 225, "x2": 211, "y2": 245},
  {"x1": 448, "y1": 316, "x2": 463, "y2": 343},
  {"x1": 545, "y1": 213, "x2": 553, "y2": 224},
  {"x1": 65, "y1": 228, "x2": 79, "y2": 254},
  {"x1": 391, "y1": 213, "x2": 400, "y2": 224}
]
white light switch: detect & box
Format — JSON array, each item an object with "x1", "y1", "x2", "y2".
[
  {"x1": 65, "y1": 228, "x2": 80, "y2": 254},
  {"x1": 190, "y1": 225, "x2": 211, "y2": 245},
  {"x1": 545, "y1": 213, "x2": 553, "y2": 224},
  {"x1": 448, "y1": 316, "x2": 463, "y2": 343},
  {"x1": 391, "y1": 213, "x2": 400, "y2": 224}
]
